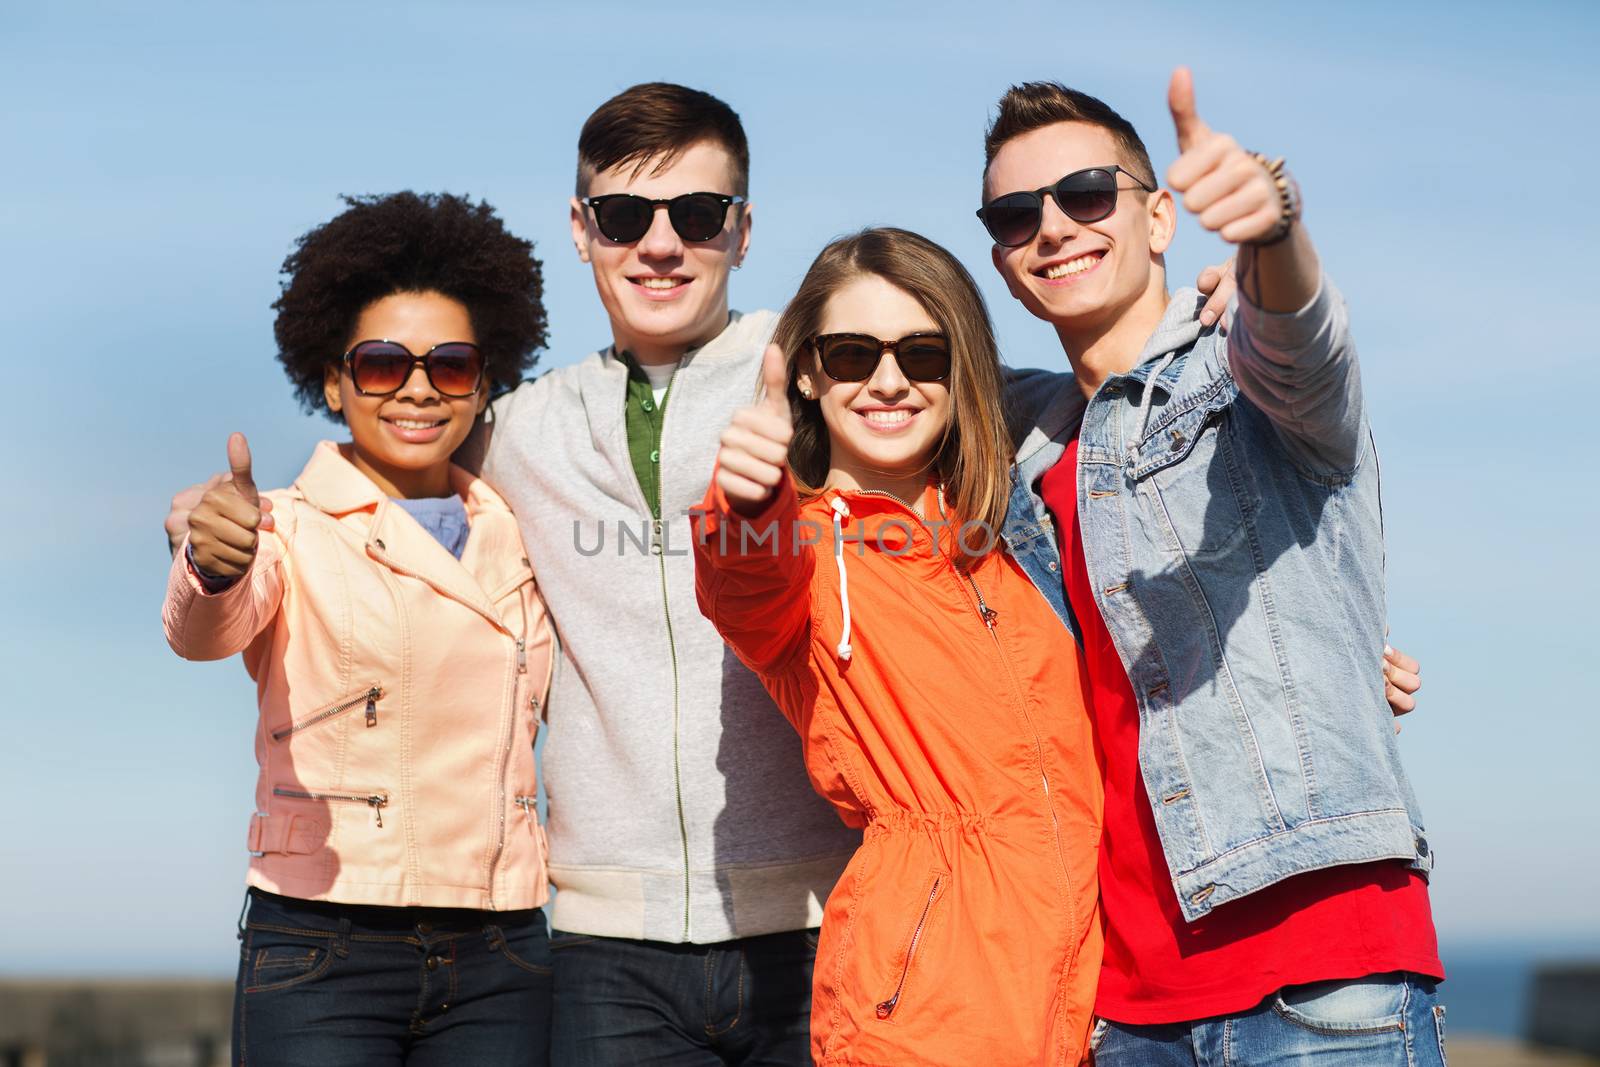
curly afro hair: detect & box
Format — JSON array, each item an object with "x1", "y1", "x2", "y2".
[{"x1": 273, "y1": 191, "x2": 546, "y2": 420}]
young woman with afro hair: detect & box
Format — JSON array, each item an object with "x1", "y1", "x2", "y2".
[{"x1": 163, "y1": 191, "x2": 558, "y2": 1066}]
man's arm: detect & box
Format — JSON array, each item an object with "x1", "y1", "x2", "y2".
[{"x1": 1164, "y1": 67, "x2": 1362, "y2": 476}]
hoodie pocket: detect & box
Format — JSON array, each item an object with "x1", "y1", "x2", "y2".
[
  {"x1": 874, "y1": 871, "x2": 946, "y2": 1022},
  {"x1": 270, "y1": 683, "x2": 384, "y2": 741}
]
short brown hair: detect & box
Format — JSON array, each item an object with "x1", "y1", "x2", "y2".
[
  {"x1": 771, "y1": 228, "x2": 1013, "y2": 569},
  {"x1": 576, "y1": 82, "x2": 750, "y2": 197},
  {"x1": 983, "y1": 82, "x2": 1155, "y2": 191}
]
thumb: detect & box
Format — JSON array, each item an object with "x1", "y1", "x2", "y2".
[
  {"x1": 227, "y1": 431, "x2": 259, "y2": 506},
  {"x1": 759, "y1": 343, "x2": 792, "y2": 421},
  {"x1": 1168, "y1": 66, "x2": 1210, "y2": 152}
]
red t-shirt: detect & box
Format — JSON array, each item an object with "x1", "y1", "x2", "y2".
[{"x1": 1042, "y1": 437, "x2": 1443, "y2": 1024}]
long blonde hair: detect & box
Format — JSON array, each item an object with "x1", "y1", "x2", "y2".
[{"x1": 771, "y1": 227, "x2": 1012, "y2": 569}]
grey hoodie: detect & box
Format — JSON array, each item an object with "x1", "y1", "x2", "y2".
[{"x1": 471, "y1": 310, "x2": 859, "y2": 943}]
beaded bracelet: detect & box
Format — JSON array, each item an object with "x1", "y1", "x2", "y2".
[{"x1": 1249, "y1": 152, "x2": 1301, "y2": 246}]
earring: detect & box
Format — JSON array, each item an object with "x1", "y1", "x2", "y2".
[
  {"x1": 730, "y1": 262, "x2": 743, "y2": 272},
  {"x1": 799, "y1": 386, "x2": 812, "y2": 399}
]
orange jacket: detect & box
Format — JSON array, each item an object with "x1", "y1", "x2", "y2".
[
  {"x1": 163, "y1": 442, "x2": 553, "y2": 911},
  {"x1": 694, "y1": 476, "x2": 1103, "y2": 1067}
]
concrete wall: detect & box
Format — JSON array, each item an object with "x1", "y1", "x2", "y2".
[
  {"x1": 0, "y1": 980, "x2": 231, "y2": 1067},
  {"x1": 1528, "y1": 965, "x2": 1600, "y2": 1057}
]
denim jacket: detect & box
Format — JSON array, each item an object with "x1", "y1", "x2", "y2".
[{"x1": 1000, "y1": 284, "x2": 1432, "y2": 922}]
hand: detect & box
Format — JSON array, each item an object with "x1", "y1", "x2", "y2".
[
  {"x1": 714, "y1": 343, "x2": 793, "y2": 516},
  {"x1": 1384, "y1": 644, "x2": 1421, "y2": 731},
  {"x1": 167, "y1": 472, "x2": 224, "y2": 557},
  {"x1": 186, "y1": 433, "x2": 272, "y2": 579},
  {"x1": 1166, "y1": 68, "x2": 1284, "y2": 245},
  {"x1": 1195, "y1": 256, "x2": 1236, "y2": 328}
]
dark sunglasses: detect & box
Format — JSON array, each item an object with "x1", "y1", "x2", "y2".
[
  {"x1": 812, "y1": 332, "x2": 951, "y2": 383},
  {"x1": 976, "y1": 165, "x2": 1156, "y2": 248},
  {"x1": 342, "y1": 340, "x2": 484, "y2": 398},
  {"x1": 582, "y1": 192, "x2": 745, "y2": 244}
]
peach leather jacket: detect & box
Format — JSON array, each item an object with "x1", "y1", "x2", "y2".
[
  {"x1": 694, "y1": 476, "x2": 1104, "y2": 1067},
  {"x1": 163, "y1": 441, "x2": 553, "y2": 910}
]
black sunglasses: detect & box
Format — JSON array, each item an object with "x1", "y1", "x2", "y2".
[
  {"x1": 976, "y1": 165, "x2": 1156, "y2": 247},
  {"x1": 342, "y1": 340, "x2": 484, "y2": 398},
  {"x1": 582, "y1": 192, "x2": 746, "y2": 244},
  {"x1": 812, "y1": 332, "x2": 951, "y2": 383}
]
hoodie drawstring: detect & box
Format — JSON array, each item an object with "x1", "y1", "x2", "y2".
[
  {"x1": 1131, "y1": 350, "x2": 1179, "y2": 456},
  {"x1": 831, "y1": 496, "x2": 853, "y2": 662}
]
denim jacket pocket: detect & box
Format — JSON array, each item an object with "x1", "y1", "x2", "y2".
[{"x1": 1128, "y1": 385, "x2": 1259, "y2": 558}]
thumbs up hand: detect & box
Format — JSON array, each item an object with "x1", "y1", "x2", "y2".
[
  {"x1": 1165, "y1": 67, "x2": 1285, "y2": 245},
  {"x1": 187, "y1": 432, "x2": 272, "y2": 579},
  {"x1": 715, "y1": 343, "x2": 795, "y2": 516}
]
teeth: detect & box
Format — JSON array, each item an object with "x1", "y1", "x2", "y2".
[
  {"x1": 391, "y1": 419, "x2": 443, "y2": 430},
  {"x1": 1043, "y1": 254, "x2": 1099, "y2": 279},
  {"x1": 638, "y1": 277, "x2": 684, "y2": 289},
  {"x1": 862, "y1": 410, "x2": 913, "y2": 426}
]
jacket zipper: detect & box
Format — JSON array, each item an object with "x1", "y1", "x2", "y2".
[
  {"x1": 270, "y1": 684, "x2": 382, "y2": 741},
  {"x1": 273, "y1": 787, "x2": 388, "y2": 827},
  {"x1": 485, "y1": 581, "x2": 533, "y2": 908},
  {"x1": 875, "y1": 874, "x2": 944, "y2": 1019},
  {"x1": 514, "y1": 795, "x2": 537, "y2": 835},
  {"x1": 924, "y1": 480, "x2": 1072, "y2": 899},
  {"x1": 853, "y1": 487, "x2": 922, "y2": 513},
  {"x1": 365, "y1": 532, "x2": 533, "y2": 909},
  {"x1": 653, "y1": 368, "x2": 693, "y2": 940},
  {"x1": 958, "y1": 563, "x2": 1071, "y2": 887}
]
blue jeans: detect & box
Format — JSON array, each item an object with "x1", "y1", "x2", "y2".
[
  {"x1": 233, "y1": 888, "x2": 552, "y2": 1067},
  {"x1": 1090, "y1": 973, "x2": 1447, "y2": 1066},
  {"x1": 549, "y1": 928, "x2": 817, "y2": 1066}
]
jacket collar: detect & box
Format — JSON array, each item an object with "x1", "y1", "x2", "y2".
[
  {"x1": 1014, "y1": 377, "x2": 1088, "y2": 469},
  {"x1": 801, "y1": 482, "x2": 947, "y2": 557},
  {"x1": 579, "y1": 309, "x2": 765, "y2": 510},
  {"x1": 292, "y1": 442, "x2": 530, "y2": 629}
]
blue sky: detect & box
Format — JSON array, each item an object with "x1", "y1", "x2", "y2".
[{"x1": 3, "y1": 0, "x2": 1597, "y2": 974}]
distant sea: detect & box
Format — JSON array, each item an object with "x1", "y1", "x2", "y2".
[{"x1": 1441, "y1": 941, "x2": 1600, "y2": 1038}]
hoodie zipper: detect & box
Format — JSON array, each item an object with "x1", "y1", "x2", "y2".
[
  {"x1": 875, "y1": 874, "x2": 944, "y2": 1019},
  {"x1": 273, "y1": 787, "x2": 388, "y2": 827},
  {"x1": 656, "y1": 369, "x2": 693, "y2": 940},
  {"x1": 270, "y1": 684, "x2": 382, "y2": 741},
  {"x1": 629, "y1": 360, "x2": 693, "y2": 939}
]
